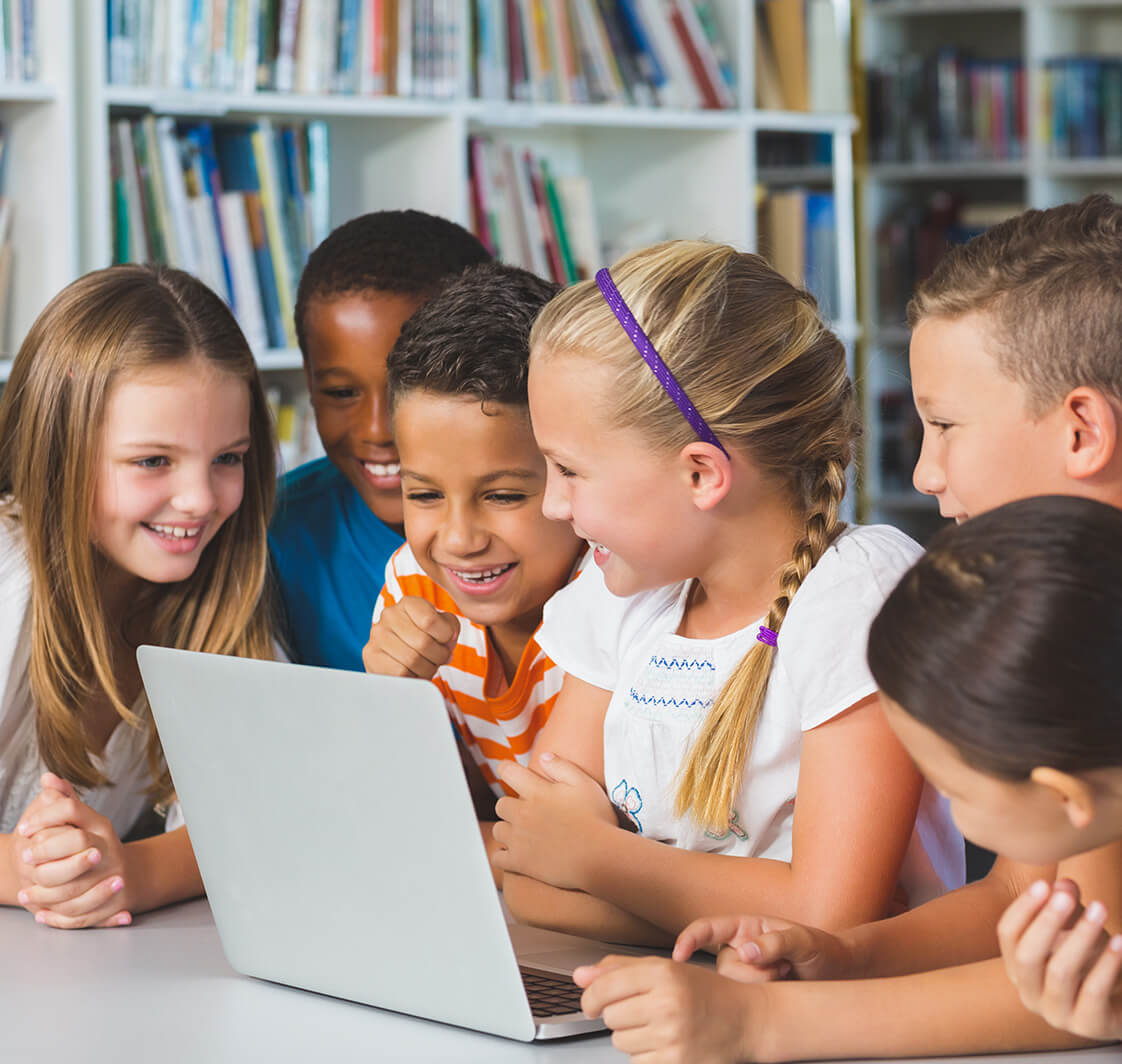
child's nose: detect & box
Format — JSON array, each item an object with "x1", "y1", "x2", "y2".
[
  {"x1": 541, "y1": 469, "x2": 571, "y2": 522},
  {"x1": 171, "y1": 469, "x2": 217, "y2": 516},
  {"x1": 360, "y1": 391, "x2": 393, "y2": 445},
  {"x1": 441, "y1": 507, "x2": 488, "y2": 555},
  {"x1": 912, "y1": 438, "x2": 945, "y2": 497}
]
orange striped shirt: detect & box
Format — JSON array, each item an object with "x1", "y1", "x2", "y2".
[{"x1": 373, "y1": 544, "x2": 582, "y2": 796}]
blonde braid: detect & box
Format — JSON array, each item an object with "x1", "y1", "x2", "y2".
[{"x1": 674, "y1": 456, "x2": 849, "y2": 832}]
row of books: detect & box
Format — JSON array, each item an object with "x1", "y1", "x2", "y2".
[
  {"x1": 473, "y1": 0, "x2": 735, "y2": 109},
  {"x1": 867, "y1": 51, "x2": 1027, "y2": 164},
  {"x1": 109, "y1": 116, "x2": 331, "y2": 352},
  {"x1": 468, "y1": 135, "x2": 602, "y2": 284},
  {"x1": 755, "y1": 0, "x2": 850, "y2": 114},
  {"x1": 266, "y1": 386, "x2": 325, "y2": 471},
  {"x1": 757, "y1": 188, "x2": 838, "y2": 322},
  {"x1": 0, "y1": 0, "x2": 34, "y2": 83},
  {"x1": 107, "y1": 0, "x2": 461, "y2": 98},
  {"x1": 873, "y1": 194, "x2": 1024, "y2": 326},
  {"x1": 1041, "y1": 58, "x2": 1122, "y2": 160}
]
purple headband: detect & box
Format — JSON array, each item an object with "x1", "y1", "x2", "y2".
[{"x1": 595, "y1": 268, "x2": 729, "y2": 457}]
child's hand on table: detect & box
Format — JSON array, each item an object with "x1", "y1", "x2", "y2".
[
  {"x1": 12, "y1": 772, "x2": 132, "y2": 929},
  {"x1": 492, "y1": 754, "x2": 617, "y2": 890},
  {"x1": 998, "y1": 877, "x2": 1122, "y2": 1040},
  {"x1": 363, "y1": 596, "x2": 459, "y2": 680},
  {"x1": 574, "y1": 953, "x2": 760, "y2": 1063},
  {"x1": 674, "y1": 912, "x2": 855, "y2": 983}
]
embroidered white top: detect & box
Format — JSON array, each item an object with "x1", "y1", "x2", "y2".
[{"x1": 538, "y1": 524, "x2": 966, "y2": 907}]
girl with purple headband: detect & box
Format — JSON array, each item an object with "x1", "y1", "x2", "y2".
[{"x1": 490, "y1": 240, "x2": 964, "y2": 948}]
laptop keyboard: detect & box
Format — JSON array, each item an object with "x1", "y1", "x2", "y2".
[{"x1": 520, "y1": 967, "x2": 585, "y2": 1018}]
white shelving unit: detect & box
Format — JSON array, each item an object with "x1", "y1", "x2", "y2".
[
  {"x1": 0, "y1": 3, "x2": 79, "y2": 383},
  {"x1": 859, "y1": 0, "x2": 1122, "y2": 539},
  {"x1": 4, "y1": 0, "x2": 861, "y2": 484}
]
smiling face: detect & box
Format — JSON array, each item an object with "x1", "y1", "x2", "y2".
[
  {"x1": 909, "y1": 313, "x2": 1071, "y2": 523},
  {"x1": 303, "y1": 292, "x2": 425, "y2": 531},
  {"x1": 527, "y1": 353, "x2": 702, "y2": 598},
  {"x1": 91, "y1": 360, "x2": 251, "y2": 588},
  {"x1": 394, "y1": 390, "x2": 582, "y2": 639}
]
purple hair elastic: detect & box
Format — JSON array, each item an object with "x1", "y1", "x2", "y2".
[
  {"x1": 757, "y1": 626, "x2": 778, "y2": 648},
  {"x1": 596, "y1": 268, "x2": 729, "y2": 457}
]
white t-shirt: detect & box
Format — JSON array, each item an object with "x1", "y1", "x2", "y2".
[
  {"x1": 0, "y1": 512, "x2": 162, "y2": 837},
  {"x1": 538, "y1": 524, "x2": 965, "y2": 906}
]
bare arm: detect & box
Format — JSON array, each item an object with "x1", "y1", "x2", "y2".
[
  {"x1": 503, "y1": 872, "x2": 673, "y2": 948},
  {"x1": 500, "y1": 696, "x2": 928, "y2": 936},
  {"x1": 123, "y1": 825, "x2": 204, "y2": 913},
  {"x1": 528, "y1": 673, "x2": 611, "y2": 782}
]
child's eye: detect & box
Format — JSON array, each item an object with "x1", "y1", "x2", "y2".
[
  {"x1": 405, "y1": 491, "x2": 441, "y2": 504},
  {"x1": 927, "y1": 420, "x2": 953, "y2": 434},
  {"x1": 214, "y1": 452, "x2": 246, "y2": 466},
  {"x1": 486, "y1": 492, "x2": 528, "y2": 505},
  {"x1": 134, "y1": 456, "x2": 169, "y2": 469},
  {"x1": 321, "y1": 387, "x2": 358, "y2": 401},
  {"x1": 553, "y1": 462, "x2": 577, "y2": 478}
]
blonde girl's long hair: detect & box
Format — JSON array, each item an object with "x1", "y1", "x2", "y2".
[
  {"x1": 0, "y1": 264, "x2": 277, "y2": 804},
  {"x1": 531, "y1": 242, "x2": 859, "y2": 832}
]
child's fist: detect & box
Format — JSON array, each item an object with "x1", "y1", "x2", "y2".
[{"x1": 363, "y1": 596, "x2": 460, "y2": 680}]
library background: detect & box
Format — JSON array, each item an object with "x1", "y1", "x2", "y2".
[{"x1": 0, "y1": 0, "x2": 1118, "y2": 541}]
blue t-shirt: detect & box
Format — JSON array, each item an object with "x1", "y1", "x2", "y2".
[{"x1": 268, "y1": 458, "x2": 404, "y2": 671}]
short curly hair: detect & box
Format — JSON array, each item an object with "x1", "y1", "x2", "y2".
[
  {"x1": 388, "y1": 262, "x2": 559, "y2": 409},
  {"x1": 294, "y1": 209, "x2": 491, "y2": 355}
]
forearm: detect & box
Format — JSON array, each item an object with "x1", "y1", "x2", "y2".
[
  {"x1": 124, "y1": 825, "x2": 204, "y2": 914},
  {"x1": 578, "y1": 825, "x2": 901, "y2": 936},
  {"x1": 841, "y1": 856, "x2": 1048, "y2": 978},
  {"x1": 755, "y1": 958, "x2": 1103, "y2": 1062},
  {"x1": 503, "y1": 872, "x2": 672, "y2": 948}
]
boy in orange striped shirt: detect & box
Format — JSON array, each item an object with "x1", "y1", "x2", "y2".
[{"x1": 363, "y1": 263, "x2": 586, "y2": 864}]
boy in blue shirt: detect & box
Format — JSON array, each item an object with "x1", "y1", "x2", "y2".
[{"x1": 269, "y1": 210, "x2": 490, "y2": 670}]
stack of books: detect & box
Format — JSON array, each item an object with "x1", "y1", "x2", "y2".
[
  {"x1": 473, "y1": 0, "x2": 735, "y2": 108},
  {"x1": 867, "y1": 49, "x2": 1026, "y2": 164},
  {"x1": 754, "y1": 0, "x2": 850, "y2": 113},
  {"x1": 468, "y1": 134, "x2": 601, "y2": 284},
  {"x1": 109, "y1": 116, "x2": 330, "y2": 351},
  {"x1": 107, "y1": 0, "x2": 462, "y2": 98},
  {"x1": 1040, "y1": 57, "x2": 1122, "y2": 160},
  {"x1": 757, "y1": 188, "x2": 838, "y2": 321}
]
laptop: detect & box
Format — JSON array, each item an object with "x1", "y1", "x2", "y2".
[{"x1": 137, "y1": 646, "x2": 641, "y2": 1041}]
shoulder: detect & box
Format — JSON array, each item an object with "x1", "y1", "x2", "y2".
[
  {"x1": 780, "y1": 524, "x2": 921, "y2": 644},
  {"x1": 802, "y1": 524, "x2": 922, "y2": 601},
  {"x1": 273, "y1": 457, "x2": 345, "y2": 516}
]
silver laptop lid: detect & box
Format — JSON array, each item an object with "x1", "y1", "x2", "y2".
[{"x1": 138, "y1": 647, "x2": 539, "y2": 1042}]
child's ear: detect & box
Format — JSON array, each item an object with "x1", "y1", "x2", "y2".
[
  {"x1": 1063, "y1": 388, "x2": 1118, "y2": 480},
  {"x1": 1030, "y1": 765, "x2": 1098, "y2": 829},
  {"x1": 679, "y1": 442, "x2": 733, "y2": 511}
]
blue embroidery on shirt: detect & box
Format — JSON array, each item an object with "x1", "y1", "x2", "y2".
[
  {"x1": 611, "y1": 779, "x2": 644, "y2": 834},
  {"x1": 647, "y1": 656, "x2": 717, "y2": 671},
  {"x1": 628, "y1": 689, "x2": 713, "y2": 710}
]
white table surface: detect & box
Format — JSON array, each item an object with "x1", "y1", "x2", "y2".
[{"x1": 3, "y1": 898, "x2": 1120, "y2": 1063}]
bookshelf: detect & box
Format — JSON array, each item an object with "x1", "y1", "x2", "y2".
[
  {"x1": 2, "y1": 2, "x2": 860, "y2": 478},
  {"x1": 0, "y1": 4, "x2": 77, "y2": 384},
  {"x1": 858, "y1": 0, "x2": 1122, "y2": 540}
]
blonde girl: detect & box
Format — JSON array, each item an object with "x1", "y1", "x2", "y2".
[
  {"x1": 0, "y1": 264, "x2": 276, "y2": 929},
  {"x1": 490, "y1": 241, "x2": 964, "y2": 945}
]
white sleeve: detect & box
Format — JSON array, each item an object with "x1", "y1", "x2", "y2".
[
  {"x1": 778, "y1": 526, "x2": 923, "y2": 731},
  {"x1": 536, "y1": 563, "x2": 627, "y2": 692}
]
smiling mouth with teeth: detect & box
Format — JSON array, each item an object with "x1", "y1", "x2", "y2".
[
  {"x1": 144, "y1": 523, "x2": 202, "y2": 539},
  {"x1": 449, "y1": 563, "x2": 516, "y2": 584},
  {"x1": 362, "y1": 460, "x2": 401, "y2": 478}
]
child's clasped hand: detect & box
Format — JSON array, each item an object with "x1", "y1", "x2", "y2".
[
  {"x1": 10, "y1": 772, "x2": 131, "y2": 929},
  {"x1": 363, "y1": 596, "x2": 460, "y2": 680}
]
